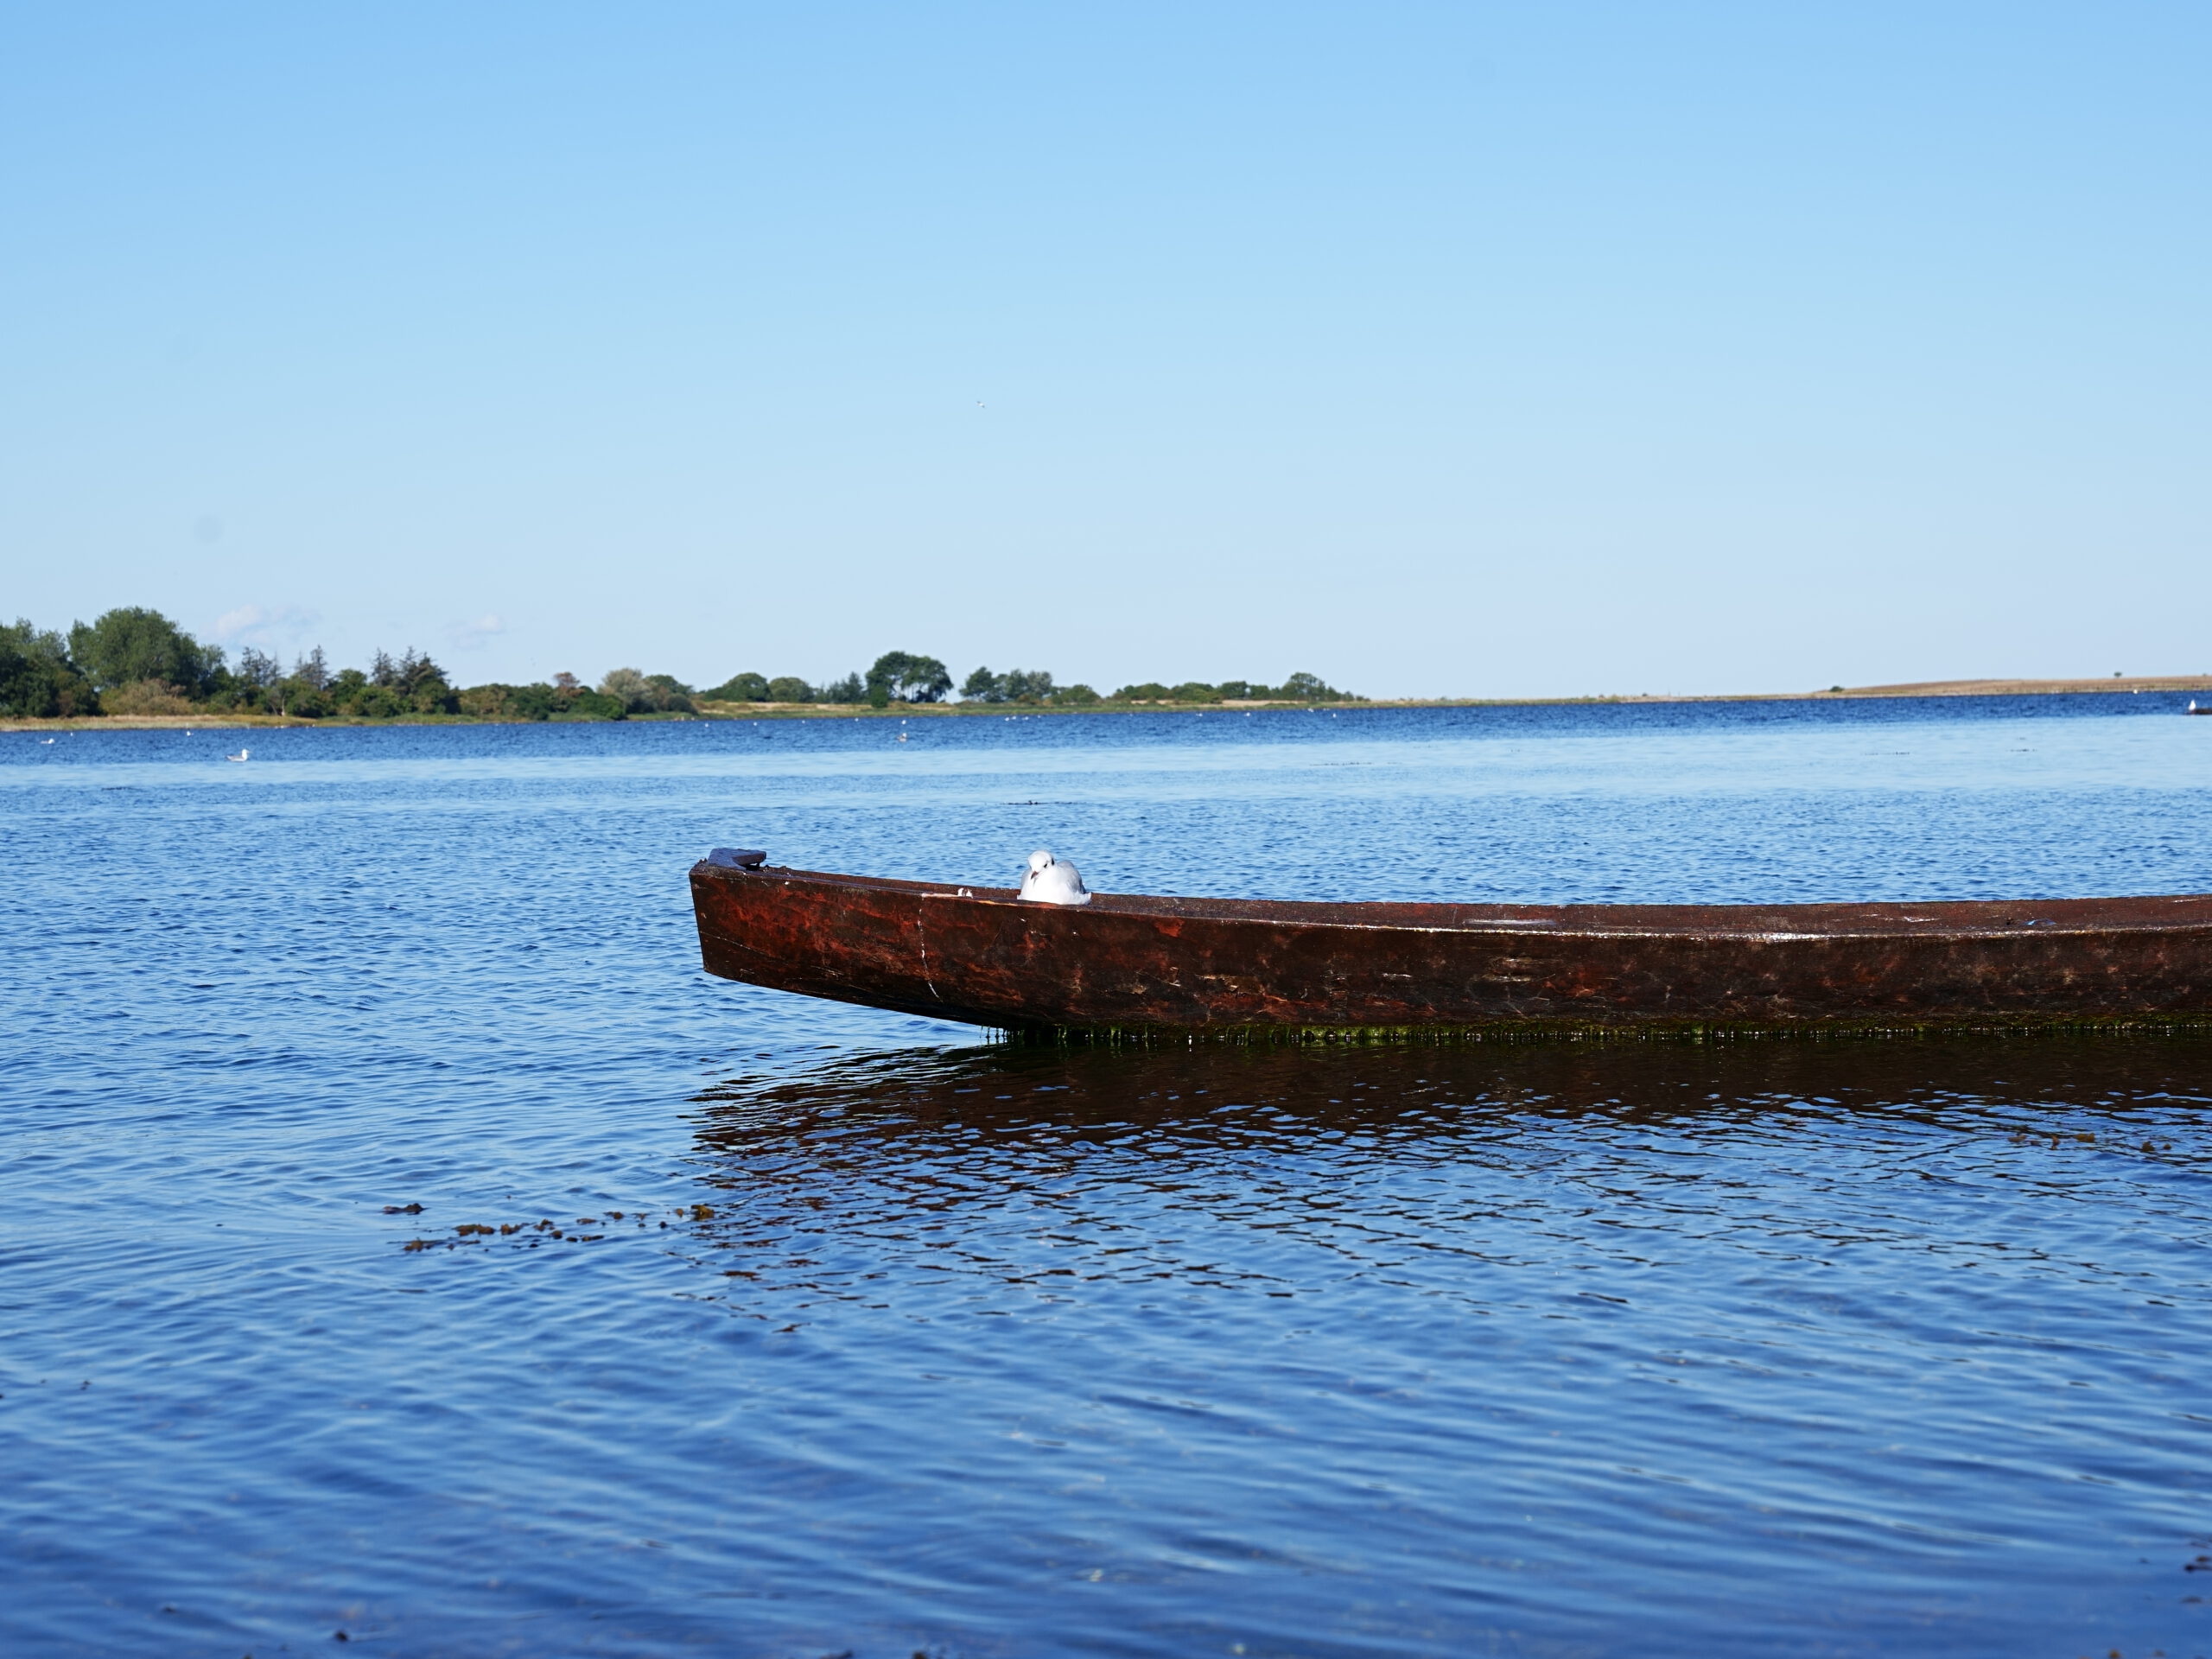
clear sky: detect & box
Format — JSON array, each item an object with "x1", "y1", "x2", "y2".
[{"x1": 4, "y1": 3, "x2": 2207, "y2": 697}]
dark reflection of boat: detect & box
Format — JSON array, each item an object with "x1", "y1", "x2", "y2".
[
  {"x1": 677, "y1": 1037, "x2": 2209, "y2": 1329},
  {"x1": 691, "y1": 854, "x2": 2212, "y2": 1038},
  {"x1": 692, "y1": 1033, "x2": 2212, "y2": 1150}
]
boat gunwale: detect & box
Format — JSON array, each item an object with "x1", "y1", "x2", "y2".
[{"x1": 695, "y1": 862, "x2": 2212, "y2": 942}]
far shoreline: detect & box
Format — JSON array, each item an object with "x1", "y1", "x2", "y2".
[{"x1": 5, "y1": 673, "x2": 2209, "y2": 734}]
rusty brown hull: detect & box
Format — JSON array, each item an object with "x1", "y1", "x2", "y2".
[{"x1": 690, "y1": 860, "x2": 2212, "y2": 1036}]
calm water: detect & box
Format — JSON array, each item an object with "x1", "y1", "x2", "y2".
[{"x1": 4, "y1": 696, "x2": 2210, "y2": 1658}]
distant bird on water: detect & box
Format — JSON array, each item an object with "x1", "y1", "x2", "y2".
[
  {"x1": 225, "y1": 747, "x2": 250, "y2": 762},
  {"x1": 1019, "y1": 849, "x2": 1091, "y2": 906}
]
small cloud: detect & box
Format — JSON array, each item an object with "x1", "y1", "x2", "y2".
[
  {"x1": 447, "y1": 613, "x2": 505, "y2": 651},
  {"x1": 212, "y1": 603, "x2": 321, "y2": 645}
]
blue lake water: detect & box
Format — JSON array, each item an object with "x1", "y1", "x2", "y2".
[{"x1": 3, "y1": 695, "x2": 2210, "y2": 1657}]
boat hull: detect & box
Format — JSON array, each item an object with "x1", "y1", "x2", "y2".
[{"x1": 690, "y1": 862, "x2": 2212, "y2": 1035}]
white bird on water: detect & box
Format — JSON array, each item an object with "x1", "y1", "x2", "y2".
[
  {"x1": 225, "y1": 747, "x2": 250, "y2": 763},
  {"x1": 1019, "y1": 849, "x2": 1091, "y2": 906}
]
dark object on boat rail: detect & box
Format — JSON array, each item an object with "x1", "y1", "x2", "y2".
[{"x1": 690, "y1": 853, "x2": 2212, "y2": 1039}]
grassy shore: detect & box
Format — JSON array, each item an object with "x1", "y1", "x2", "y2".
[{"x1": 7, "y1": 674, "x2": 2209, "y2": 734}]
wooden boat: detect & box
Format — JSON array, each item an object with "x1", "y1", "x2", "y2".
[{"x1": 690, "y1": 850, "x2": 2212, "y2": 1037}]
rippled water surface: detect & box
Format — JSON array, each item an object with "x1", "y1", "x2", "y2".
[{"x1": 4, "y1": 696, "x2": 2211, "y2": 1657}]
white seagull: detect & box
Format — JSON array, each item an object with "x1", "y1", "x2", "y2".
[
  {"x1": 1019, "y1": 849, "x2": 1092, "y2": 906},
  {"x1": 224, "y1": 747, "x2": 250, "y2": 763}
]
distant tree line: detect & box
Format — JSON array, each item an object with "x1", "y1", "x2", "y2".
[
  {"x1": 701, "y1": 651, "x2": 952, "y2": 709},
  {"x1": 3, "y1": 607, "x2": 264, "y2": 719},
  {"x1": 1105, "y1": 672, "x2": 1351, "y2": 704},
  {"x1": 702, "y1": 652, "x2": 1356, "y2": 708},
  {"x1": 954, "y1": 667, "x2": 1356, "y2": 706},
  {"x1": 0, "y1": 607, "x2": 702, "y2": 722},
  {"x1": 3, "y1": 610, "x2": 1357, "y2": 721}
]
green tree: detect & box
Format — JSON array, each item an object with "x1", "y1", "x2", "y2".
[
  {"x1": 822, "y1": 673, "x2": 867, "y2": 704},
  {"x1": 0, "y1": 620, "x2": 99, "y2": 716},
  {"x1": 644, "y1": 673, "x2": 696, "y2": 713},
  {"x1": 702, "y1": 671, "x2": 770, "y2": 702},
  {"x1": 766, "y1": 675, "x2": 816, "y2": 702},
  {"x1": 68, "y1": 607, "x2": 224, "y2": 696},
  {"x1": 600, "y1": 667, "x2": 651, "y2": 709},
  {"x1": 233, "y1": 646, "x2": 282, "y2": 690},
  {"x1": 1280, "y1": 671, "x2": 1353, "y2": 702},
  {"x1": 508, "y1": 683, "x2": 557, "y2": 719},
  {"x1": 961, "y1": 665, "x2": 1004, "y2": 702},
  {"x1": 1170, "y1": 681, "x2": 1223, "y2": 703},
  {"x1": 561, "y1": 690, "x2": 626, "y2": 719},
  {"x1": 1052, "y1": 683, "x2": 1102, "y2": 705},
  {"x1": 867, "y1": 651, "x2": 952, "y2": 703},
  {"x1": 211, "y1": 646, "x2": 274, "y2": 713},
  {"x1": 324, "y1": 647, "x2": 457, "y2": 716},
  {"x1": 395, "y1": 649, "x2": 448, "y2": 700},
  {"x1": 274, "y1": 677, "x2": 331, "y2": 718},
  {"x1": 597, "y1": 669, "x2": 693, "y2": 713},
  {"x1": 458, "y1": 682, "x2": 559, "y2": 720},
  {"x1": 1112, "y1": 682, "x2": 1173, "y2": 702},
  {"x1": 359, "y1": 648, "x2": 456, "y2": 713}
]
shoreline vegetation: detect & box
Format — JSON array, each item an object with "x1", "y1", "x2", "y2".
[
  {"x1": 4, "y1": 609, "x2": 2209, "y2": 731},
  {"x1": 0, "y1": 608, "x2": 1361, "y2": 728}
]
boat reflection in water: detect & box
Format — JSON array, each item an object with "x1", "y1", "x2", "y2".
[
  {"x1": 683, "y1": 1031, "x2": 2211, "y2": 1306},
  {"x1": 670, "y1": 1033, "x2": 2211, "y2": 1653},
  {"x1": 690, "y1": 1033, "x2": 2212, "y2": 1188}
]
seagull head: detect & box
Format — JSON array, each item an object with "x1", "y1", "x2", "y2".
[{"x1": 1027, "y1": 849, "x2": 1055, "y2": 876}]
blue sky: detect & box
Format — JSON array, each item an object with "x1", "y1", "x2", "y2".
[{"x1": 4, "y1": 3, "x2": 2206, "y2": 696}]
